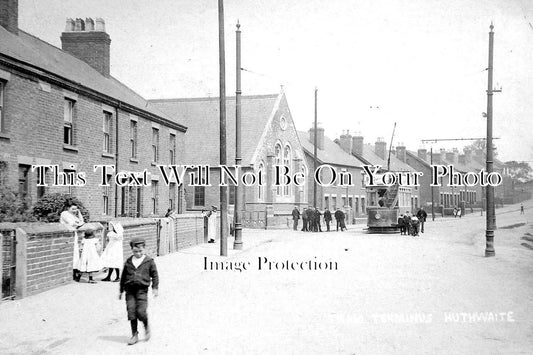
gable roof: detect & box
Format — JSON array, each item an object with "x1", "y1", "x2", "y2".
[
  {"x1": 0, "y1": 26, "x2": 185, "y2": 131},
  {"x1": 149, "y1": 93, "x2": 281, "y2": 166},
  {"x1": 297, "y1": 131, "x2": 366, "y2": 168}
]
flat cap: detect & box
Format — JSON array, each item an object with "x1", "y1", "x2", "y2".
[{"x1": 129, "y1": 236, "x2": 146, "y2": 247}]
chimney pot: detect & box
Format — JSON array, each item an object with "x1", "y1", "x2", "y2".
[
  {"x1": 95, "y1": 17, "x2": 106, "y2": 31},
  {"x1": 85, "y1": 18, "x2": 94, "y2": 31},
  {"x1": 74, "y1": 18, "x2": 85, "y2": 31},
  {"x1": 65, "y1": 18, "x2": 74, "y2": 31}
]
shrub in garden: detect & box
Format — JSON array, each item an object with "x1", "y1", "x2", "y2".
[
  {"x1": 32, "y1": 193, "x2": 90, "y2": 222},
  {"x1": 0, "y1": 186, "x2": 35, "y2": 222}
]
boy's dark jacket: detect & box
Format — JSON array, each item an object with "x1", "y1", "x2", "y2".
[{"x1": 120, "y1": 255, "x2": 159, "y2": 293}]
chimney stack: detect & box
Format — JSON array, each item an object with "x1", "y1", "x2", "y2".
[
  {"x1": 463, "y1": 147, "x2": 472, "y2": 163},
  {"x1": 375, "y1": 137, "x2": 387, "y2": 160},
  {"x1": 0, "y1": 0, "x2": 18, "y2": 35},
  {"x1": 432, "y1": 151, "x2": 441, "y2": 164},
  {"x1": 396, "y1": 143, "x2": 406, "y2": 163},
  {"x1": 417, "y1": 148, "x2": 427, "y2": 162},
  {"x1": 61, "y1": 17, "x2": 111, "y2": 77},
  {"x1": 440, "y1": 148, "x2": 447, "y2": 163},
  {"x1": 446, "y1": 148, "x2": 459, "y2": 165},
  {"x1": 339, "y1": 130, "x2": 352, "y2": 153},
  {"x1": 309, "y1": 126, "x2": 325, "y2": 150},
  {"x1": 351, "y1": 134, "x2": 364, "y2": 157}
]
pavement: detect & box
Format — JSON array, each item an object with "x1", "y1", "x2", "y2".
[{"x1": 0, "y1": 200, "x2": 532, "y2": 354}]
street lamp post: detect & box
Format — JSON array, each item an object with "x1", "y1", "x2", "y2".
[{"x1": 233, "y1": 21, "x2": 243, "y2": 250}]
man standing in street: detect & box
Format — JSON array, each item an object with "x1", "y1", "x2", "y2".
[
  {"x1": 403, "y1": 211, "x2": 412, "y2": 236},
  {"x1": 416, "y1": 207, "x2": 427, "y2": 233},
  {"x1": 521, "y1": 204, "x2": 524, "y2": 215},
  {"x1": 292, "y1": 206, "x2": 300, "y2": 231},
  {"x1": 314, "y1": 207, "x2": 323, "y2": 232},
  {"x1": 324, "y1": 208, "x2": 332, "y2": 232},
  {"x1": 301, "y1": 208, "x2": 308, "y2": 232},
  {"x1": 307, "y1": 206, "x2": 316, "y2": 232},
  {"x1": 334, "y1": 208, "x2": 343, "y2": 231}
]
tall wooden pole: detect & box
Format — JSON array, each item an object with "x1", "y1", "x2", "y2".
[
  {"x1": 313, "y1": 87, "x2": 318, "y2": 208},
  {"x1": 233, "y1": 21, "x2": 243, "y2": 250},
  {"x1": 218, "y1": 0, "x2": 228, "y2": 256},
  {"x1": 430, "y1": 146, "x2": 435, "y2": 221},
  {"x1": 485, "y1": 23, "x2": 496, "y2": 257}
]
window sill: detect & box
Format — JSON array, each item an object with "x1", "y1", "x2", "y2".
[
  {"x1": 63, "y1": 144, "x2": 78, "y2": 153},
  {"x1": 102, "y1": 152, "x2": 115, "y2": 159},
  {"x1": 130, "y1": 158, "x2": 139, "y2": 164},
  {"x1": 0, "y1": 132, "x2": 10, "y2": 141},
  {"x1": 151, "y1": 162, "x2": 158, "y2": 166}
]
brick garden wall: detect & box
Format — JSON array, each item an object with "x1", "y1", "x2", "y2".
[
  {"x1": 24, "y1": 225, "x2": 76, "y2": 296},
  {"x1": 173, "y1": 214, "x2": 205, "y2": 250},
  {"x1": 0, "y1": 216, "x2": 205, "y2": 300}
]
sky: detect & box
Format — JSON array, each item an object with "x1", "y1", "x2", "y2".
[{"x1": 18, "y1": 0, "x2": 533, "y2": 162}]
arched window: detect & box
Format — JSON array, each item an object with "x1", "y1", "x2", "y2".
[
  {"x1": 283, "y1": 145, "x2": 292, "y2": 196},
  {"x1": 275, "y1": 143, "x2": 282, "y2": 196}
]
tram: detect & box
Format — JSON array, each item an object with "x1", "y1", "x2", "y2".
[{"x1": 365, "y1": 173, "x2": 414, "y2": 233}]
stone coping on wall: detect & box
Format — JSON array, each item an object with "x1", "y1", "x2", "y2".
[
  {"x1": 168, "y1": 213, "x2": 203, "y2": 220},
  {"x1": 0, "y1": 222, "x2": 104, "y2": 234}
]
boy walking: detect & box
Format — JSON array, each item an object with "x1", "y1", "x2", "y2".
[{"x1": 119, "y1": 237, "x2": 159, "y2": 345}]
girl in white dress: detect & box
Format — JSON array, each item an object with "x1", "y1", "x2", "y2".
[
  {"x1": 101, "y1": 221, "x2": 124, "y2": 282},
  {"x1": 78, "y1": 229, "x2": 102, "y2": 283}
]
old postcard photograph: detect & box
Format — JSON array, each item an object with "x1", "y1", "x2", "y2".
[{"x1": 0, "y1": 0, "x2": 532, "y2": 354}]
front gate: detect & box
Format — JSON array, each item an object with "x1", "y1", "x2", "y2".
[{"x1": 1, "y1": 230, "x2": 17, "y2": 301}]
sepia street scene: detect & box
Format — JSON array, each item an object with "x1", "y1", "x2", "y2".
[{"x1": 1, "y1": 0, "x2": 533, "y2": 354}]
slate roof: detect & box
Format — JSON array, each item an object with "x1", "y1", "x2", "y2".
[
  {"x1": 0, "y1": 26, "x2": 184, "y2": 128},
  {"x1": 150, "y1": 93, "x2": 282, "y2": 166},
  {"x1": 354, "y1": 144, "x2": 416, "y2": 172},
  {"x1": 297, "y1": 131, "x2": 366, "y2": 168}
]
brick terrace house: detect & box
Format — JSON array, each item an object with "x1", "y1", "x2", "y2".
[
  {"x1": 0, "y1": 3, "x2": 187, "y2": 220},
  {"x1": 150, "y1": 91, "x2": 308, "y2": 227},
  {"x1": 404, "y1": 148, "x2": 482, "y2": 213},
  {"x1": 297, "y1": 127, "x2": 367, "y2": 224},
  {"x1": 336, "y1": 132, "x2": 421, "y2": 213}
]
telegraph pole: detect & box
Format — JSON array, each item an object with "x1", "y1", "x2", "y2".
[
  {"x1": 218, "y1": 0, "x2": 228, "y2": 256},
  {"x1": 313, "y1": 87, "x2": 318, "y2": 208},
  {"x1": 430, "y1": 147, "x2": 435, "y2": 221},
  {"x1": 485, "y1": 23, "x2": 500, "y2": 257},
  {"x1": 233, "y1": 21, "x2": 243, "y2": 250}
]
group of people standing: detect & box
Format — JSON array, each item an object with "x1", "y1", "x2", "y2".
[
  {"x1": 397, "y1": 208, "x2": 427, "y2": 237},
  {"x1": 292, "y1": 206, "x2": 347, "y2": 232},
  {"x1": 59, "y1": 202, "x2": 124, "y2": 283}
]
